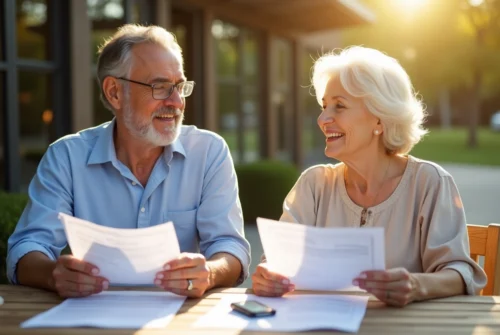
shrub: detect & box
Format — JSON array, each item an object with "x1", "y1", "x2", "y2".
[
  {"x1": 0, "y1": 192, "x2": 29, "y2": 284},
  {"x1": 236, "y1": 160, "x2": 300, "y2": 224}
]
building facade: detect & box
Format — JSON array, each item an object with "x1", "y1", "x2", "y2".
[{"x1": 0, "y1": 0, "x2": 372, "y2": 192}]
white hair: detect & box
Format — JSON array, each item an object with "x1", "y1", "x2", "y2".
[
  {"x1": 312, "y1": 46, "x2": 428, "y2": 155},
  {"x1": 97, "y1": 24, "x2": 183, "y2": 114}
]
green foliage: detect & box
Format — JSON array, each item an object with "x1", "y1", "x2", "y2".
[
  {"x1": 0, "y1": 192, "x2": 29, "y2": 284},
  {"x1": 341, "y1": 0, "x2": 500, "y2": 102},
  {"x1": 236, "y1": 161, "x2": 300, "y2": 223},
  {"x1": 410, "y1": 127, "x2": 500, "y2": 166}
]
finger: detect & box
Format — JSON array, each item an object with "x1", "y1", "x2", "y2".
[
  {"x1": 53, "y1": 267, "x2": 107, "y2": 287},
  {"x1": 58, "y1": 256, "x2": 100, "y2": 276},
  {"x1": 58, "y1": 289, "x2": 97, "y2": 298},
  {"x1": 357, "y1": 268, "x2": 409, "y2": 282},
  {"x1": 252, "y1": 272, "x2": 294, "y2": 292},
  {"x1": 256, "y1": 264, "x2": 290, "y2": 285},
  {"x1": 56, "y1": 279, "x2": 100, "y2": 292},
  {"x1": 252, "y1": 282, "x2": 290, "y2": 297},
  {"x1": 357, "y1": 279, "x2": 412, "y2": 293},
  {"x1": 156, "y1": 278, "x2": 205, "y2": 291},
  {"x1": 163, "y1": 253, "x2": 205, "y2": 271},
  {"x1": 156, "y1": 266, "x2": 209, "y2": 281},
  {"x1": 367, "y1": 288, "x2": 410, "y2": 307}
]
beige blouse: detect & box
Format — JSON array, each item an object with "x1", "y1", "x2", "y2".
[{"x1": 280, "y1": 155, "x2": 487, "y2": 295}]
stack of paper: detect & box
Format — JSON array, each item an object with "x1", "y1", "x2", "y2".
[{"x1": 21, "y1": 291, "x2": 186, "y2": 329}]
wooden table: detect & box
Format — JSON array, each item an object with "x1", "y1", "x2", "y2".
[{"x1": 2, "y1": 285, "x2": 500, "y2": 334}]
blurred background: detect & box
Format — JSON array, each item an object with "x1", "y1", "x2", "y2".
[{"x1": 0, "y1": 0, "x2": 499, "y2": 286}]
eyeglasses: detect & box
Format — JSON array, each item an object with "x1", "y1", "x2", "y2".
[{"x1": 117, "y1": 77, "x2": 195, "y2": 99}]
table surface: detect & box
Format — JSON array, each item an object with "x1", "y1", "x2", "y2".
[{"x1": 1, "y1": 285, "x2": 500, "y2": 334}]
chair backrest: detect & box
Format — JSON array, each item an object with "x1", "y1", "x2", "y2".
[{"x1": 467, "y1": 223, "x2": 500, "y2": 295}]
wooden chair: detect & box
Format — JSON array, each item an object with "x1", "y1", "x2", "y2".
[{"x1": 467, "y1": 223, "x2": 500, "y2": 295}]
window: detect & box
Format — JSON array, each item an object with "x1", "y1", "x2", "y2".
[
  {"x1": 301, "y1": 51, "x2": 326, "y2": 168},
  {"x1": 19, "y1": 72, "x2": 53, "y2": 191},
  {"x1": 0, "y1": 4, "x2": 4, "y2": 60},
  {"x1": 89, "y1": 0, "x2": 126, "y2": 125},
  {"x1": 89, "y1": 0, "x2": 155, "y2": 126},
  {"x1": 16, "y1": 0, "x2": 50, "y2": 60},
  {"x1": 272, "y1": 38, "x2": 292, "y2": 162},
  {"x1": 213, "y1": 20, "x2": 260, "y2": 163},
  {"x1": 0, "y1": 72, "x2": 4, "y2": 189}
]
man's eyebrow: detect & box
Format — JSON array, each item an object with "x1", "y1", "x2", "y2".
[{"x1": 149, "y1": 77, "x2": 186, "y2": 84}]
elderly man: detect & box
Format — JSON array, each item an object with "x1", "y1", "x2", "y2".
[{"x1": 7, "y1": 24, "x2": 250, "y2": 298}]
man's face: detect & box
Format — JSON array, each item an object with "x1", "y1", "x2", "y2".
[{"x1": 120, "y1": 43, "x2": 186, "y2": 147}]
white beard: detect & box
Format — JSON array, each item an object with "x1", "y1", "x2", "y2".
[{"x1": 123, "y1": 104, "x2": 184, "y2": 147}]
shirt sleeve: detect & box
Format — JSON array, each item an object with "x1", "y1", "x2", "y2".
[
  {"x1": 7, "y1": 144, "x2": 73, "y2": 284},
  {"x1": 280, "y1": 167, "x2": 320, "y2": 226},
  {"x1": 196, "y1": 136, "x2": 251, "y2": 286},
  {"x1": 419, "y1": 171, "x2": 487, "y2": 295}
]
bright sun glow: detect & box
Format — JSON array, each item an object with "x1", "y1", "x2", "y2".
[
  {"x1": 392, "y1": 0, "x2": 428, "y2": 13},
  {"x1": 468, "y1": 0, "x2": 484, "y2": 6}
]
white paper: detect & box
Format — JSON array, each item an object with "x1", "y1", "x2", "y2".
[
  {"x1": 257, "y1": 217, "x2": 385, "y2": 291},
  {"x1": 59, "y1": 213, "x2": 180, "y2": 285},
  {"x1": 21, "y1": 291, "x2": 186, "y2": 329},
  {"x1": 194, "y1": 293, "x2": 368, "y2": 333}
]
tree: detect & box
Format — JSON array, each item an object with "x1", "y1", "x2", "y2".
[
  {"x1": 459, "y1": 0, "x2": 500, "y2": 147},
  {"x1": 340, "y1": 0, "x2": 500, "y2": 147}
]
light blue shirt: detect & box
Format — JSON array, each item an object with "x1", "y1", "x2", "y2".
[{"x1": 7, "y1": 120, "x2": 251, "y2": 284}]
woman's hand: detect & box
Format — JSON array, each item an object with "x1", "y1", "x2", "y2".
[
  {"x1": 353, "y1": 268, "x2": 421, "y2": 307},
  {"x1": 252, "y1": 263, "x2": 295, "y2": 297}
]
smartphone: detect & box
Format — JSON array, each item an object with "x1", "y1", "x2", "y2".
[{"x1": 230, "y1": 300, "x2": 276, "y2": 318}]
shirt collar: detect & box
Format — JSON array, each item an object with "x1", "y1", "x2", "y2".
[
  {"x1": 87, "y1": 118, "x2": 187, "y2": 166},
  {"x1": 87, "y1": 119, "x2": 117, "y2": 165}
]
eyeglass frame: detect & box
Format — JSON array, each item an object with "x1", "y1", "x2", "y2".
[{"x1": 116, "y1": 77, "x2": 195, "y2": 100}]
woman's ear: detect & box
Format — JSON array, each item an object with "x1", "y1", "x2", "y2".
[{"x1": 102, "y1": 77, "x2": 123, "y2": 110}]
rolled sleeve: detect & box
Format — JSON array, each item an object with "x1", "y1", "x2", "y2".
[
  {"x1": 196, "y1": 137, "x2": 251, "y2": 285},
  {"x1": 6, "y1": 144, "x2": 73, "y2": 284},
  {"x1": 443, "y1": 261, "x2": 476, "y2": 295},
  {"x1": 420, "y1": 173, "x2": 487, "y2": 295},
  {"x1": 7, "y1": 241, "x2": 57, "y2": 284}
]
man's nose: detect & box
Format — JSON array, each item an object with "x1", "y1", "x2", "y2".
[{"x1": 164, "y1": 88, "x2": 184, "y2": 109}]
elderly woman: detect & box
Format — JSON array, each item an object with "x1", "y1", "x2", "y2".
[{"x1": 252, "y1": 46, "x2": 486, "y2": 306}]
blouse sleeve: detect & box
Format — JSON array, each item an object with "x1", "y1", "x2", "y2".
[
  {"x1": 279, "y1": 167, "x2": 321, "y2": 226},
  {"x1": 419, "y1": 170, "x2": 487, "y2": 295}
]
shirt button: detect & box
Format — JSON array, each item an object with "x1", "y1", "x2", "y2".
[
  {"x1": 132, "y1": 181, "x2": 137, "y2": 186},
  {"x1": 140, "y1": 207, "x2": 145, "y2": 213}
]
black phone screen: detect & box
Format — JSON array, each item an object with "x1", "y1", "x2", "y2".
[{"x1": 231, "y1": 300, "x2": 276, "y2": 317}]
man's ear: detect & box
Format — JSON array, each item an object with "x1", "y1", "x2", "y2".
[{"x1": 102, "y1": 77, "x2": 124, "y2": 110}]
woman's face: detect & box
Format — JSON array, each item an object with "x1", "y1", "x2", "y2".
[{"x1": 317, "y1": 76, "x2": 381, "y2": 161}]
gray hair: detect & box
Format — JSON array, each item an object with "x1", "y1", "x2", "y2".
[
  {"x1": 97, "y1": 24, "x2": 183, "y2": 113},
  {"x1": 312, "y1": 46, "x2": 428, "y2": 155}
]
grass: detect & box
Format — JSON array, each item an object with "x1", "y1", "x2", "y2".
[{"x1": 410, "y1": 127, "x2": 500, "y2": 166}]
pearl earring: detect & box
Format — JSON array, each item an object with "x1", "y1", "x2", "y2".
[{"x1": 374, "y1": 130, "x2": 380, "y2": 135}]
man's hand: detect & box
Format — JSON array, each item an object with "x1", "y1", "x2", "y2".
[
  {"x1": 154, "y1": 253, "x2": 211, "y2": 298},
  {"x1": 52, "y1": 255, "x2": 109, "y2": 298},
  {"x1": 252, "y1": 263, "x2": 294, "y2": 297},
  {"x1": 353, "y1": 268, "x2": 421, "y2": 307}
]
